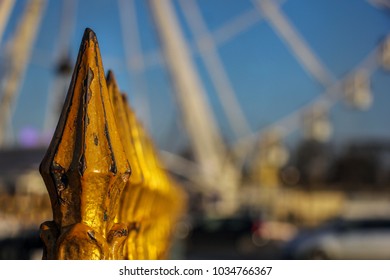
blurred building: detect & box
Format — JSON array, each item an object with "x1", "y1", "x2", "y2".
[{"x1": 0, "y1": 147, "x2": 51, "y2": 238}]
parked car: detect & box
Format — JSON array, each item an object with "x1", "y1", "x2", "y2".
[
  {"x1": 282, "y1": 217, "x2": 390, "y2": 259},
  {"x1": 185, "y1": 214, "x2": 272, "y2": 259}
]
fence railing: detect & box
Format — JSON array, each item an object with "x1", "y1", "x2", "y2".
[{"x1": 39, "y1": 28, "x2": 186, "y2": 260}]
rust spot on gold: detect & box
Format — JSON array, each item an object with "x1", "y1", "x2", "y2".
[{"x1": 93, "y1": 133, "x2": 98, "y2": 146}]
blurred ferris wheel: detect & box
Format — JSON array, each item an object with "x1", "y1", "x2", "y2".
[{"x1": 0, "y1": 0, "x2": 389, "y2": 214}]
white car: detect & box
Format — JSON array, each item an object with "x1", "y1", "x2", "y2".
[{"x1": 282, "y1": 218, "x2": 390, "y2": 259}]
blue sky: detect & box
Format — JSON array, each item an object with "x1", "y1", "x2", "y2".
[{"x1": 1, "y1": 0, "x2": 390, "y2": 153}]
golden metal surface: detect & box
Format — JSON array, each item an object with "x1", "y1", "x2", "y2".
[{"x1": 39, "y1": 28, "x2": 185, "y2": 259}]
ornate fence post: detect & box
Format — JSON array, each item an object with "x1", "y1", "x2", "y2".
[{"x1": 39, "y1": 28, "x2": 185, "y2": 260}]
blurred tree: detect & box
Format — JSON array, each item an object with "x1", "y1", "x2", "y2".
[{"x1": 294, "y1": 139, "x2": 332, "y2": 187}]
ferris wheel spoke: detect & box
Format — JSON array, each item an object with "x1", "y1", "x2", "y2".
[
  {"x1": 253, "y1": 0, "x2": 335, "y2": 87},
  {"x1": 178, "y1": 0, "x2": 252, "y2": 139},
  {"x1": 117, "y1": 0, "x2": 152, "y2": 130},
  {"x1": 233, "y1": 43, "x2": 382, "y2": 161}
]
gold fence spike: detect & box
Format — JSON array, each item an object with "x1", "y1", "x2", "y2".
[
  {"x1": 122, "y1": 96, "x2": 153, "y2": 187},
  {"x1": 39, "y1": 28, "x2": 186, "y2": 260},
  {"x1": 107, "y1": 71, "x2": 144, "y2": 186},
  {"x1": 135, "y1": 122, "x2": 185, "y2": 259},
  {"x1": 39, "y1": 28, "x2": 131, "y2": 259},
  {"x1": 107, "y1": 73, "x2": 146, "y2": 259}
]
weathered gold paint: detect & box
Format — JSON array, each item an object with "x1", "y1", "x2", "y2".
[{"x1": 40, "y1": 28, "x2": 186, "y2": 260}]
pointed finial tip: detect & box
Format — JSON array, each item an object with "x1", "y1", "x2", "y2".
[
  {"x1": 82, "y1": 28, "x2": 97, "y2": 42},
  {"x1": 106, "y1": 70, "x2": 115, "y2": 83}
]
